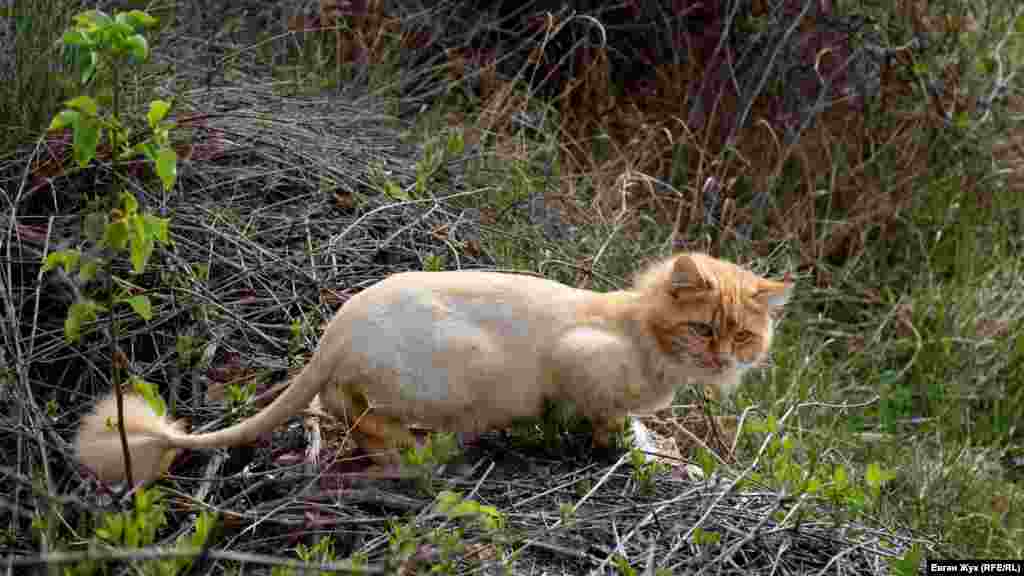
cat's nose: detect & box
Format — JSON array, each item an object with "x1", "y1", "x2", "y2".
[{"x1": 707, "y1": 354, "x2": 732, "y2": 372}]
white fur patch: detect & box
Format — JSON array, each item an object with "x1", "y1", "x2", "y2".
[
  {"x1": 629, "y1": 418, "x2": 657, "y2": 453},
  {"x1": 349, "y1": 289, "x2": 528, "y2": 403},
  {"x1": 351, "y1": 291, "x2": 448, "y2": 401}
]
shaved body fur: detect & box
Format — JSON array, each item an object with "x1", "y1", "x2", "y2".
[{"x1": 75, "y1": 252, "x2": 793, "y2": 483}]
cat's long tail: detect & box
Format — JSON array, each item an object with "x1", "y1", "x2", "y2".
[{"x1": 74, "y1": 350, "x2": 330, "y2": 484}]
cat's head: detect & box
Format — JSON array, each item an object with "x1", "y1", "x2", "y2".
[{"x1": 635, "y1": 252, "x2": 793, "y2": 396}]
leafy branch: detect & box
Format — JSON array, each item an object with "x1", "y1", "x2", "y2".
[{"x1": 43, "y1": 8, "x2": 177, "y2": 489}]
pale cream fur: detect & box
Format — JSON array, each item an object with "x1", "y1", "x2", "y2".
[{"x1": 75, "y1": 252, "x2": 792, "y2": 483}]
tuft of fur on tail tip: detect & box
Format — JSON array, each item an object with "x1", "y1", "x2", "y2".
[{"x1": 74, "y1": 393, "x2": 185, "y2": 484}]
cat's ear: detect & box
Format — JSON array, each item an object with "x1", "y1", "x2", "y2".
[
  {"x1": 755, "y1": 278, "x2": 793, "y2": 310},
  {"x1": 669, "y1": 253, "x2": 710, "y2": 294}
]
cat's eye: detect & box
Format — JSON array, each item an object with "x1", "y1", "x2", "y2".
[
  {"x1": 735, "y1": 330, "x2": 755, "y2": 344},
  {"x1": 688, "y1": 322, "x2": 715, "y2": 338}
]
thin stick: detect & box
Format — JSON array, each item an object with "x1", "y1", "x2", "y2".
[{"x1": 110, "y1": 60, "x2": 135, "y2": 491}]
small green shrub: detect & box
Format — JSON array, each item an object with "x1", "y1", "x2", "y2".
[{"x1": 62, "y1": 487, "x2": 218, "y2": 576}]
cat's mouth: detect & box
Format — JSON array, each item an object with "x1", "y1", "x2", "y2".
[
  {"x1": 701, "y1": 363, "x2": 727, "y2": 375},
  {"x1": 691, "y1": 354, "x2": 732, "y2": 374}
]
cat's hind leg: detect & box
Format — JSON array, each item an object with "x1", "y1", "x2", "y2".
[
  {"x1": 321, "y1": 380, "x2": 416, "y2": 467},
  {"x1": 351, "y1": 412, "x2": 416, "y2": 467}
]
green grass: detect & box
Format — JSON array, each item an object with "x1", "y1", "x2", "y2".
[
  {"x1": 747, "y1": 214, "x2": 1024, "y2": 558},
  {"x1": 1, "y1": 1, "x2": 80, "y2": 153}
]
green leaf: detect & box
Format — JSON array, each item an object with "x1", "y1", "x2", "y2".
[
  {"x1": 743, "y1": 417, "x2": 766, "y2": 434},
  {"x1": 888, "y1": 545, "x2": 923, "y2": 576},
  {"x1": 451, "y1": 501, "x2": 478, "y2": 518},
  {"x1": 108, "y1": 20, "x2": 135, "y2": 39},
  {"x1": 612, "y1": 555, "x2": 637, "y2": 576},
  {"x1": 865, "y1": 461, "x2": 895, "y2": 490},
  {"x1": 805, "y1": 476, "x2": 821, "y2": 494},
  {"x1": 415, "y1": 172, "x2": 426, "y2": 197},
  {"x1": 64, "y1": 95, "x2": 98, "y2": 116},
  {"x1": 72, "y1": 117, "x2": 101, "y2": 168},
  {"x1": 865, "y1": 462, "x2": 882, "y2": 489},
  {"x1": 61, "y1": 29, "x2": 90, "y2": 46},
  {"x1": 125, "y1": 520, "x2": 139, "y2": 548},
  {"x1": 129, "y1": 239, "x2": 153, "y2": 275},
  {"x1": 81, "y1": 52, "x2": 97, "y2": 84},
  {"x1": 119, "y1": 10, "x2": 159, "y2": 30},
  {"x1": 152, "y1": 125, "x2": 171, "y2": 148},
  {"x1": 132, "y1": 141, "x2": 158, "y2": 162},
  {"x1": 629, "y1": 447, "x2": 645, "y2": 468},
  {"x1": 105, "y1": 220, "x2": 130, "y2": 251},
  {"x1": 120, "y1": 191, "x2": 139, "y2": 215},
  {"x1": 156, "y1": 147, "x2": 178, "y2": 191},
  {"x1": 696, "y1": 446, "x2": 717, "y2": 478},
  {"x1": 48, "y1": 109, "x2": 80, "y2": 132},
  {"x1": 976, "y1": 56, "x2": 996, "y2": 76},
  {"x1": 147, "y1": 100, "x2": 171, "y2": 128},
  {"x1": 446, "y1": 131, "x2": 464, "y2": 156},
  {"x1": 833, "y1": 465, "x2": 848, "y2": 490},
  {"x1": 692, "y1": 527, "x2": 721, "y2": 545},
  {"x1": 142, "y1": 213, "x2": 171, "y2": 244},
  {"x1": 847, "y1": 486, "x2": 866, "y2": 508},
  {"x1": 383, "y1": 180, "x2": 408, "y2": 200},
  {"x1": 98, "y1": 513, "x2": 124, "y2": 544},
  {"x1": 39, "y1": 253, "x2": 62, "y2": 274},
  {"x1": 954, "y1": 110, "x2": 970, "y2": 130},
  {"x1": 192, "y1": 511, "x2": 216, "y2": 546},
  {"x1": 124, "y1": 294, "x2": 153, "y2": 320},
  {"x1": 129, "y1": 216, "x2": 155, "y2": 273},
  {"x1": 122, "y1": 34, "x2": 149, "y2": 62},
  {"x1": 32, "y1": 513, "x2": 62, "y2": 542},
  {"x1": 65, "y1": 300, "x2": 100, "y2": 343},
  {"x1": 132, "y1": 378, "x2": 167, "y2": 416},
  {"x1": 79, "y1": 259, "x2": 99, "y2": 282},
  {"x1": 73, "y1": 10, "x2": 109, "y2": 29},
  {"x1": 1015, "y1": 14, "x2": 1024, "y2": 35},
  {"x1": 176, "y1": 336, "x2": 195, "y2": 366},
  {"x1": 42, "y1": 250, "x2": 81, "y2": 274},
  {"x1": 92, "y1": 10, "x2": 114, "y2": 28},
  {"x1": 435, "y1": 491, "x2": 460, "y2": 513}
]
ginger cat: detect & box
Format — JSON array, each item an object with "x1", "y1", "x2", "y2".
[{"x1": 75, "y1": 252, "x2": 792, "y2": 483}]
